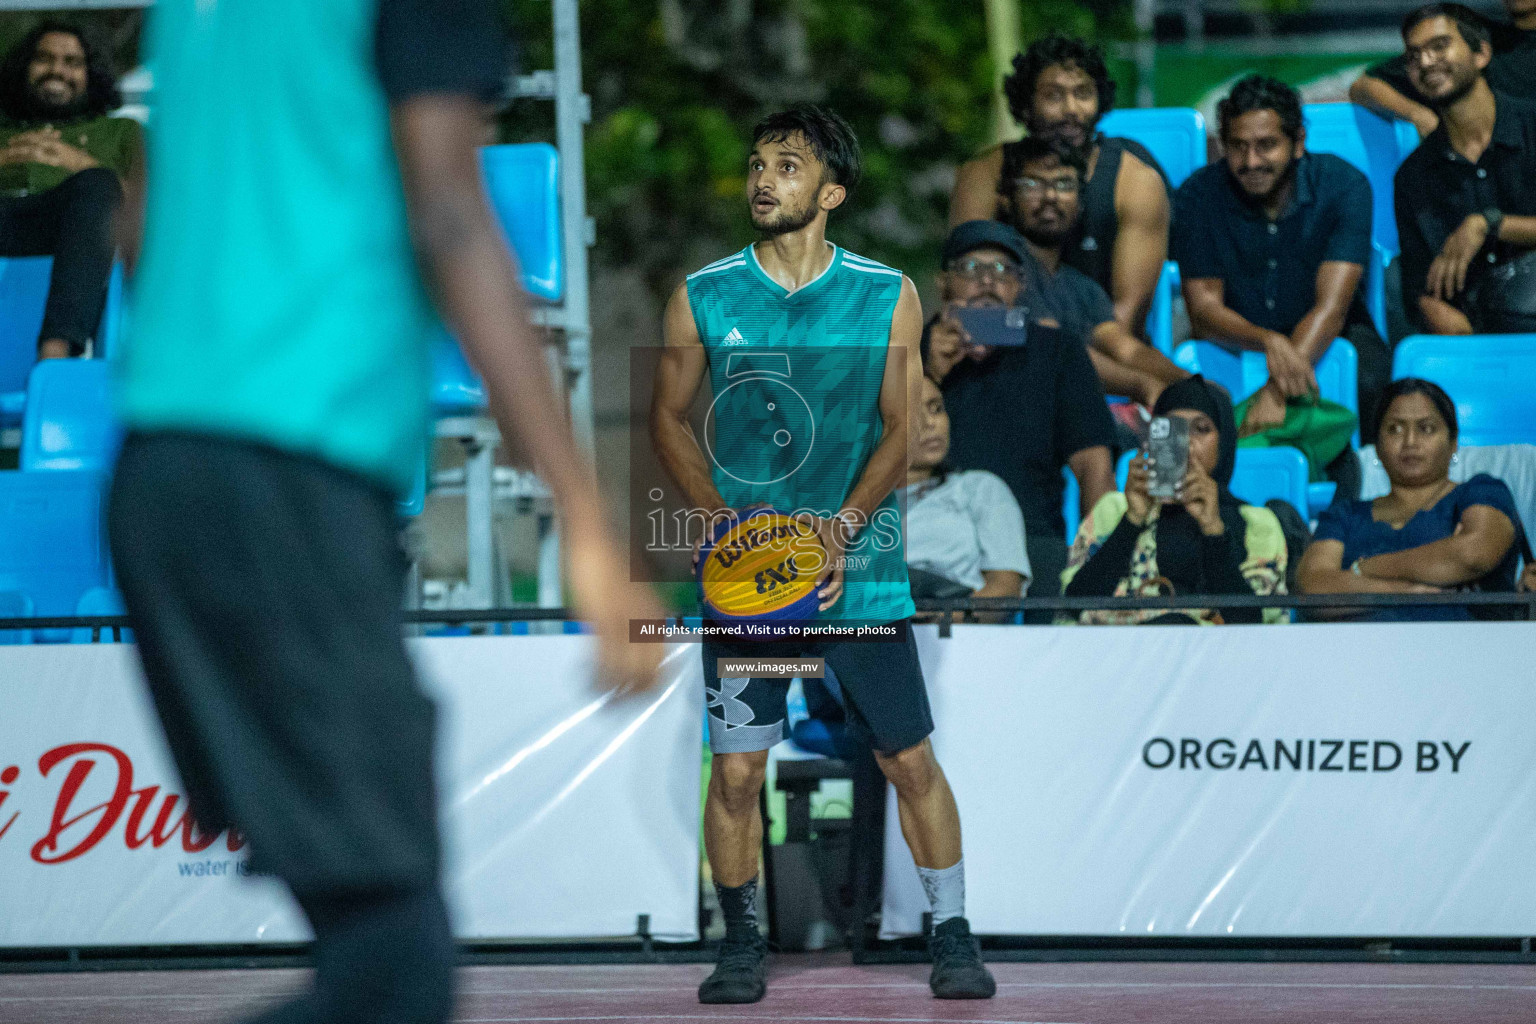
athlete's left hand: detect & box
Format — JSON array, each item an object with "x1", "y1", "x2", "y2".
[{"x1": 814, "y1": 515, "x2": 848, "y2": 612}]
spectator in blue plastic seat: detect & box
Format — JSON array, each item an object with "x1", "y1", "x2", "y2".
[
  {"x1": 923, "y1": 220, "x2": 1116, "y2": 601},
  {"x1": 1351, "y1": 0, "x2": 1536, "y2": 139},
  {"x1": 1298, "y1": 378, "x2": 1525, "y2": 620},
  {"x1": 904, "y1": 375, "x2": 1029, "y2": 616},
  {"x1": 998, "y1": 137, "x2": 1189, "y2": 410},
  {"x1": 1061, "y1": 375, "x2": 1288, "y2": 625},
  {"x1": 1393, "y1": 4, "x2": 1536, "y2": 336},
  {"x1": 1174, "y1": 75, "x2": 1391, "y2": 445},
  {"x1": 0, "y1": 22, "x2": 140, "y2": 360},
  {"x1": 949, "y1": 34, "x2": 1171, "y2": 339}
]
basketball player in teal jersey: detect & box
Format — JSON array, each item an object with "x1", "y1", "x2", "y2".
[{"x1": 651, "y1": 107, "x2": 995, "y2": 1003}]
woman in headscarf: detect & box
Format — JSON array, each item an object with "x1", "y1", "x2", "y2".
[{"x1": 1060, "y1": 375, "x2": 1288, "y2": 624}]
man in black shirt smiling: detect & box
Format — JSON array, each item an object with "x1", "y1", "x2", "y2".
[
  {"x1": 1351, "y1": 0, "x2": 1536, "y2": 139},
  {"x1": 1173, "y1": 76, "x2": 1389, "y2": 441},
  {"x1": 1393, "y1": 2, "x2": 1536, "y2": 334}
]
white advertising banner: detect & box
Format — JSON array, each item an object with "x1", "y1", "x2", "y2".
[
  {"x1": 0, "y1": 638, "x2": 703, "y2": 947},
  {"x1": 883, "y1": 622, "x2": 1536, "y2": 938}
]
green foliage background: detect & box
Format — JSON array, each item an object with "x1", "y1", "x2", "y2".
[{"x1": 503, "y1": 0, "x2": 1129, "y2": 295}]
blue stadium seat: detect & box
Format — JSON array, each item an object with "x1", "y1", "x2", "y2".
[
  {"x1": 1146, "y1": 261, "x2": 1180, "y2": 356},
  {"x1": 399, "y1": 453, "x2": 428, "y2": 518},
  {"x1": 1301, "y1": 103, "x2": 1417, "y2": 255},
  {"x1": 480, "y1": 143, "x2": 564, "y2": 302},
  {"x1": 431, "y1": 329, "x2": 486, "y2": 414},
  {"x1": 1228, "y1": 446, "x2": 1310, "y2": 514},
  {"x1": 0, "y1": 258, "x2": 126, "y2": 425},
  {"x1": 0, "y1": 471, "x2": 110, "y2": 638},
  {"x1": 1393, "y1": 334, "x2": 1536, "y2": 446},
  {"x1": 1174, "y1": 337, "x2": 1359, "y2": 443},
  {"x1": 21, "y1": 358, "x2": 121, "y2": 471},
  {"x1": 1364, "y1": 241, "x2": 1392, "y2": 340},
  {"x1": 71, "y1": 586, "x2": 131, "y2": 644},
  {"x1": 0, "y1": 589, "x2": 32, "y2": 645},
  {"x1": 1097, "y1": 108, "x2": 1207, "y2": 189},
  {"x1": 429, "y1": 143, "x2": 566, "y2": 415}
]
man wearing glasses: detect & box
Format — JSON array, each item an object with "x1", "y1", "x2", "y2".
[
  {"x1": 924, "y1": 220, "x2": 1117, "y2": 602},
  {"x1": 999, "y1": 136, "x2": 1188, "y2": 410}
]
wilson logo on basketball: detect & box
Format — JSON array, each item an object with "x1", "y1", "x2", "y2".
[{"x1": 699, "y1": 510, "x2": 827, "y2": 622}]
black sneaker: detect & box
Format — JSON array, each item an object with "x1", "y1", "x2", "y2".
[
  {"x1": 927, "y1": 917, "x2": 995, "y2": 999},
  {"x1": 698, "y1": 930, "x2": 768, "y2": 1004}
]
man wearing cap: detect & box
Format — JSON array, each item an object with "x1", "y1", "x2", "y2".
[{"x1": 925, "y1": 219, "x2": 1117, "y2": 599}]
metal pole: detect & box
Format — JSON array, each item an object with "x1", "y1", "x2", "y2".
[
  {"x1": 983, "y1": 0, "x2": 1022, "y2": 147},
  {"x1": 464, "y1": 440, "x2": 497, "y2": 608},
  {"x1": 553, "y1": 0, "x2": 595, "y2": 458},
  {"x1": 1134, "y1": 0, "x2": 1158, "y2": 108}
]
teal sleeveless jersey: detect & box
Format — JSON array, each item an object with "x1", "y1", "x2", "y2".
[
  {"x1": 119, "y1": 0, "x2": 435, "y2": 495},
  {"x1": 686, "y1": 244, "x2": 915, "y2": 623}
]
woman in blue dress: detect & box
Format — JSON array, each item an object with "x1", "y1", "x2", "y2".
[{"x1": 1298, "y1": 378, "x2": 1526, "y2": 620}]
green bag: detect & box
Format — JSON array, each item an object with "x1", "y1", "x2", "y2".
[{"x1": 1233, "y1": 393, "x2": 1357, "y2": 482}]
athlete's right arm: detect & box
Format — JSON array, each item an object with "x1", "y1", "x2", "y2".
[{"x1": 650, "y1": 283, "x2": 730, "y2": 515}]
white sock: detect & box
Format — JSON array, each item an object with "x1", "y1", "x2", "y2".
[{"x1": 915, "y1": 858, "x2": 965, "y2": 928}]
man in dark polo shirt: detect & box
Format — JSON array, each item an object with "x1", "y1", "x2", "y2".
[
  {"x1": 999, "y1": 136, "x2": 1189, "y2": 409},
  {"x1": 1394, "y1": 3, "x2": 1536, "y2": 335},
  {"x1": 924, "y1": 220, "x2": 1116, "y2": 598},
  {"x1": 0, "y1": 21, "x2": 141, "y2": 360},
  {"x1": 1173, "y1": 75, "x2": 1390, "y2": 443},
  {"x1": 1350, "y1": 0, "x2": 1536, "y2": 139}
]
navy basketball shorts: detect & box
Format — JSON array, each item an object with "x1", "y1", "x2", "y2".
[{"x1": 701, "y1": 618, "x2": 934, "y2": 756}]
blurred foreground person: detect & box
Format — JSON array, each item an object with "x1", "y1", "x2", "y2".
[{"x1": 110, "y1": 2, "x2": 660, "y2": 1023}]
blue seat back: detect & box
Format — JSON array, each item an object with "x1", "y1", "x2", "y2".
[
  {"x1": 0, "y1": 257, "x2": 126, "y2": 424},
  {"x1": 0, "y1": 589, "x2": 32, "y2": 645},
  {"x1": 1097, "y1": 108, "x2": 1207, "y2": 188},
  {"x1": 399, "y1": 452, "x2": 428, "y2": 518},
  {"x1": 480, "y1": 143, "x2": 564, "y2": 302},
  {"x1": 0, "y1": 471, "x2": 110, "y2": 626},
  {"x1": 0, "y1": 257, "x2": 54, "y2": 420},
  {"x1": 1146, "y1": 261, "x2": 1180, "y2": 355},
  {"x1": 1228, "y1": 446, "x2": 1310, "y2": 513},
  {"x1": 71, "y1": 585, "x2": 131, "y2": 643},
  {"x1": 430, "y1": 144, "x2": 565, "y2": 413},
  {"x1": 1174, "y1": 337, "x2": 1359, "y2": 445},
  {"x1": 21, "y1": 358, "x2": 122, "y2": 471},
  {"x1": 1301, "y1": 103, "x2": 1417, "y2": 254},
  {"x1": 1392, "y1": 334, "x2": 1536, "y2": 446}
]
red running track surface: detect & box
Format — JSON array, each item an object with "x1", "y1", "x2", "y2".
[{"x1": 1, "y1": 956, "x2": 1534, "y2": 1024}]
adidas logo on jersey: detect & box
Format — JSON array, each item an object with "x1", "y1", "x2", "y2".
[{"x1": 722, "y1": 327, "x2": 746, "y2": 345}]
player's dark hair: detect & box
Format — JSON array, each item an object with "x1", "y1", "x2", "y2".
[
  {"x1": 1003, "y1": 34, "x2": 1116, "y2": 126},
  {"x1": 998, "y1": 135, "x2": 1088, "y2": 197},
  {"x1": 0, "y1": 20, "x2": 121, "y2": 122},
  {"x1": 1402, "y1": 3, "x2": 1493, "y2": 52},
  {"x1": 1375, "y1": 377, "x2": 1459, "y2": 441},
  {"x1": 1217, "y1": 75, "x2": 1304, "y2": 144},
  {"x1": 751, "y1": 106, "x2": 862, "y2": 195}
]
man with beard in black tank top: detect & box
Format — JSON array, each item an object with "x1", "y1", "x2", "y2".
[{"x1": 951, "y1": 34, "x2": 1172, "y2": 343}]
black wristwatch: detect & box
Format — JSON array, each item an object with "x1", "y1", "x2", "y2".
[{"x1": 1482, "y1": 206, "x2": 1504, "y2": 241}]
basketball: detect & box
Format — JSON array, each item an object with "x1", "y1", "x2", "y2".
[{"x1": 697, "y1": 508, "x2": 828, "y2": 623}]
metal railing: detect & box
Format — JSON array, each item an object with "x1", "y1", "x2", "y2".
[{"x1": 4, "y1": 592, "x2": 1532, "y2": 643}]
